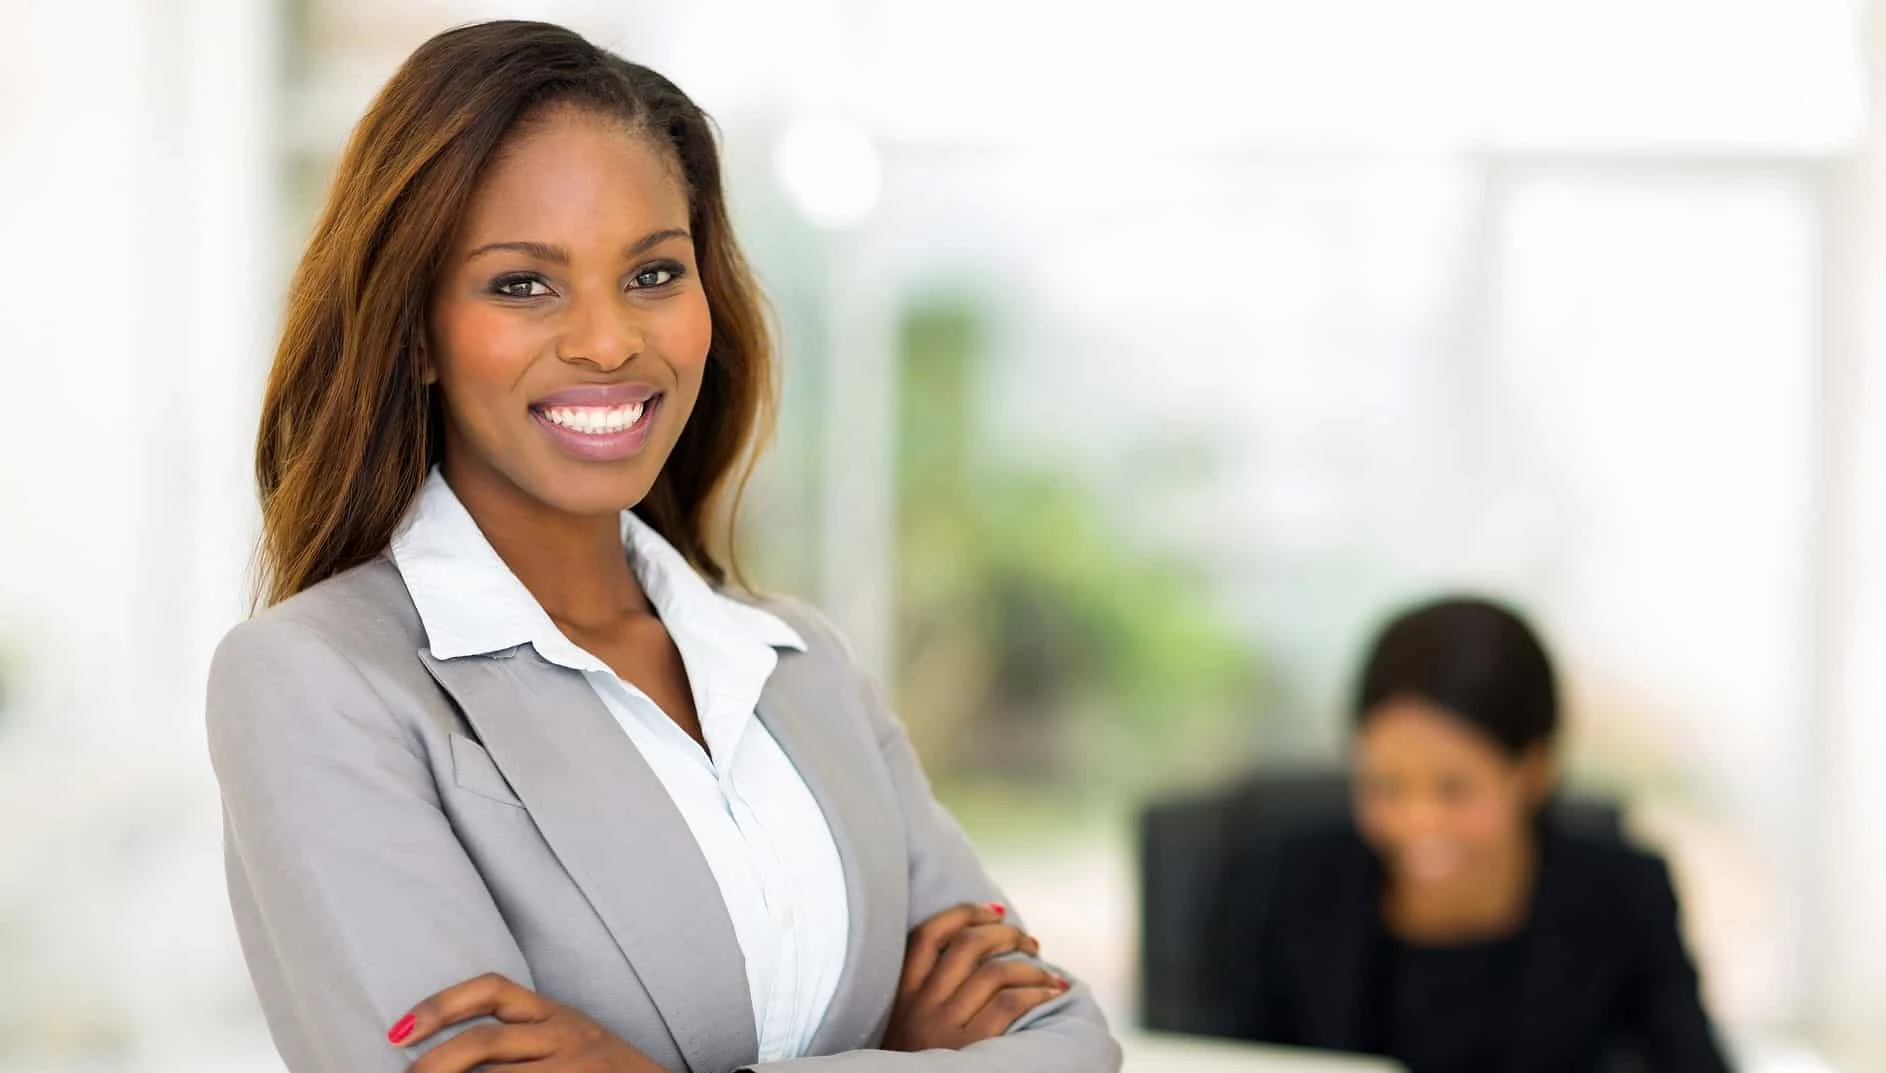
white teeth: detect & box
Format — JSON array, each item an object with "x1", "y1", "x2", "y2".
[{"x1": 542, "y1": 402, "x2": 646, "y2": 434}]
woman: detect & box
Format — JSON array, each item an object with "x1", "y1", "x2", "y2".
[
  {"x1": 207, "y1": 21, "x2": 1118, "y2": 1073},
  {"x1": 1206, "y1": 597, "x2": 1732, "y2": 1073}
]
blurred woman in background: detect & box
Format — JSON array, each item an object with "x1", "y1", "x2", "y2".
[
  {"x1": 1208, "y1": 596, "x2": 1732, "y2": 1073},
  {"x1": 205, "y1": 20, "x2": 1116, "y2": 1073}
]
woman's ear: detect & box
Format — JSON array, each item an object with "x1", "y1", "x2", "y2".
[
  {"x1": 1519, "y1": 744, "x2": 1559, "y2": 807},
  {"x1": 415, "y1": 335, "x2": 437, "y2": 385}
]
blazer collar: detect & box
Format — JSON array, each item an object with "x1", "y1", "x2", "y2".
[{"x1": 419, "y1": 628, "x2": 905, "y2": 1070}]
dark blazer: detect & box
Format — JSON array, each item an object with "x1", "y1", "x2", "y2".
[{"x1": 1203, "y1": 822, "x2": 1733, "y2": 1073}]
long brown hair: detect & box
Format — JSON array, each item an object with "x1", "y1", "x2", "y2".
[{"x1": 255, "y1": 20, "x2": 774, "y2": 607}]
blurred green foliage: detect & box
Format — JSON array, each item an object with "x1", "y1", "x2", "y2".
[{"x1": 890, "y1": 297, "x2": 1263, "y2": 813}]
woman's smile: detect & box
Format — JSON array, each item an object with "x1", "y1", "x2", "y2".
[{"x1": 529, "y1": 382, "x2": 665, "y2": 462}]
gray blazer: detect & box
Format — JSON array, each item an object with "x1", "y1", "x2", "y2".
[{"x1": 207, "y1": 557, "x2": 1119, "y2": 1073}]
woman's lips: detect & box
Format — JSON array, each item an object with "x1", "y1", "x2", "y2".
[
  {"x1": 532, "y1": 381, "x2": 661, "y2": 407},
  {"x1": 530, "y1": 394, "x2": 662, "y2": 462}
]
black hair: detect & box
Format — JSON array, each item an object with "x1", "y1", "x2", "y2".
[{"x1": 1353, "y1": 595, "x2": 1559, "y2": 757}]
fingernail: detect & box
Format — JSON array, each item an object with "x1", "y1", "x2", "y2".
[
  {"x1": 388, "y1": 1013, "x2": 416, "y2": 1044},
  {"x1": 987, "y1": 903, "x2": 1007, "y2": 916},
  {"x1": 1056, "y1": 977, "x2": 1070, "y2": 991}
]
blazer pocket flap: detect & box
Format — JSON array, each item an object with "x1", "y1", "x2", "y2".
[{"x1": 449, "y1": 733, "x2": 525, "y2": 807}]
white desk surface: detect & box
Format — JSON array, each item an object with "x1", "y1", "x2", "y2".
[
  {"x1": 1119, "y1": 1031, "x2": 1405, "y2": 1072},
  {"x1": 1121, "y1": 1029, "x2": 1858, "y2": 1073}
]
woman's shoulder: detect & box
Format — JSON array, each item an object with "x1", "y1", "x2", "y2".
[
  {"x1": 726, "y1": 589, "x2": 857, "y2": 666},
  {"x1": 1538, "y1": 825, "x2": 1685, "y2": 928},
  {"x1": 1544, "y1": 826, "x2": 1674, "y2": 886},
  {"x1": 214, "y1": 556, "x2": 425, "y2": 680},
  {"x1": 206, "y1": 557, "x2": 442, "y2": 769}
]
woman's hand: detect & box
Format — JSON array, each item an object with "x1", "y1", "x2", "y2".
[
  {"x1": 881, "y1": 902, "x2": 1070, "y2": 1052},
  {"x1": 389, "y1": 972, "x2": 663, "y2": 1073}
]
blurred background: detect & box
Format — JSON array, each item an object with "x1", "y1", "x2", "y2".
[{"x1": 3, "y1": 0, "x2": 1886, "y2": 1069}]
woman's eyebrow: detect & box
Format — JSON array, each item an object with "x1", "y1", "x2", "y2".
[
  {"x1": 464, "y1": 228, "x2": 691, "y2": 265},
  {"x1": 626, "y1": 227, "x2": 691, "y2": 256},
  {"x1": 465, "y1": 239, "x2": 566, "y2": 264}
]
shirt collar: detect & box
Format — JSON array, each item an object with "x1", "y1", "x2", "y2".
[
  {"x1": 389, "y1": 468, "x2": 804, "y2": 664},
  {"x1": 618, "y1": 507, "x2": 806, "y2": 655}
]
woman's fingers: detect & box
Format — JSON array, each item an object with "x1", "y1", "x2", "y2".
[
  {"x1": 943, "y1": 957, "x2": 1066, "y2": 1027},
  {"x1": 961, "y1": 985, "x2": 1067, "y2": 1041},
  {"x1": 390, "y1": 972, "x2": 550, "y2": 1048},
  {"x1": 899, "y1": 902, "x2": 1008, "y2": 996},
  {"x1": 405, "y1": 1022, "x2": 556, "y2": 1073},
  {"x1": 918, "y1": 923, "x2": 1034, "y2": 1006}
]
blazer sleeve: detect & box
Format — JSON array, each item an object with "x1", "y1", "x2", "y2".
[
  {"x1": 207, "y1": 618, "x2": 533, "y2": 1073},
  {"x1": 1619, "y1": 856, "x2": 1736, "y2": 1073},
  {"x1": 744, "y1": 612, "x2": 1122, "y2": 1073}
]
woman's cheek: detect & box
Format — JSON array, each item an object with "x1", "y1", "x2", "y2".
[
  {"x1": 653, "y1": 291, "x2": 714, "y2": 374},
  {"x1": 1463, "y1": 796, "x2": 1519, "y2": 844},
  {"x1": 440, "y1": 304, "x2": 539, "y2": 385},
  {"x1": 1355, "y1": 803, "x2": 1404, "y2": 851}
]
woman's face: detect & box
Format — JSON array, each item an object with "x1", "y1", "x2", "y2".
[
  {"x1": 1352, "y1": 696, "x2": 1552, "y2": 890},
  {"x1": 426, "y1": 104, "x2": 711, "y2": 518}
]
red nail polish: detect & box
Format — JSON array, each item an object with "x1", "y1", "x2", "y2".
[
  {"x1": 388, "y1": 1013, "x2": 416, "y2": 1044},
  {"x1": 988, "y1": 903, "x2": 1007, "y2": 916},
  {"x1": 1057, "y1": 977, "x2": 1070, "y2": 991}
]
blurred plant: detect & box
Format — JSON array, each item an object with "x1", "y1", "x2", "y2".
[{"x1": 891, "y1": 297, "x2": 1262, "y2": 807}]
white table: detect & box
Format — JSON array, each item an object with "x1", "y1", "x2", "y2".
[
  {"x1": 1119, "y1": 1031, "x2": 1404, "y2": 1072},
  {"x1": 1120, "y1": 1029, "x2": 1857, "y2": 1073}
]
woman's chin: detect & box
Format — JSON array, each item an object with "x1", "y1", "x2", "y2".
[
  {"x1": 1395, "y1": 848, "x2": 1471, "y2": 887},
  {"x1": 519, "y1": 459, "x2": 664, "y2": 518}
]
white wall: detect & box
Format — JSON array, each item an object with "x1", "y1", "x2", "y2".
[
  {"x1": 1814, "y1": 2, "x2": 1886, "y2": 1056},
  {"x1": 0, "y1": 0, "x2": 277, "y2": 1064}
]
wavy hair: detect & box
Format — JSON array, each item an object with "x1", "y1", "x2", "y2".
[{"x1": 254, "y1": 20, "x2": 774, "y2": 606}]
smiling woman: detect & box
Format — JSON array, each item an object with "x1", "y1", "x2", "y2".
[
  {"x1": 425, "y1": 116, "x2": 708, "y2": 522},
  {"x1": 1206, "y1": 597, "x2": 1731, "y2": 1073},
  {"x1": 255, "y1": 27, "x2": 768, "y2": 606},
  {"x1": 213, "y1": 19, "x2": 1118, "y2": 1073}
]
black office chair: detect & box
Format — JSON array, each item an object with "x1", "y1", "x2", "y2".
[{"x1": 1136, "y1": 767, "x2": 1624, "y2": 1037}]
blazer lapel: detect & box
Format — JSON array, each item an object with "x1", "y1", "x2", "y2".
[
  {"x1": 757, "y1": 645, "x2": 906, "y2": 1056},
  {"x1": 419, "y1": 647, "x2": 758, "y2": 1073},
  {"x1": 1498, "y1": 837, "x2": 1599, "y2": 1072},
  {"x1": 1298, "y1": 838, "x2": 1381, "y2": 1050}
]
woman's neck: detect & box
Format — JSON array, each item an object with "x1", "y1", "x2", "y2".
[
  {"x1": 1384, "y1": 832, "x2": 1539, "y2": 944},
  {"x1": 443, "y1": 460, "x2": 650, "y2": 630}
]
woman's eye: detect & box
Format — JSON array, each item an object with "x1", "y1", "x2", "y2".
[
  {"x1": 492, "y1": 276, "x2": 551, "y2": 299},
  {"x1": 630, "y1": 264, "x2": 681, "y2": 289}
]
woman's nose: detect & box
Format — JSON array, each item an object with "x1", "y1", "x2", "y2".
[{"x1": 558, "y1": 294, "x2": 643, "y2": 371}]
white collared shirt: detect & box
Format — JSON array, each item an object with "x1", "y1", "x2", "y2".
[{"x1": 389, "y1": 469, "x2": 849, "y2": 1064}]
